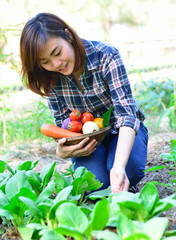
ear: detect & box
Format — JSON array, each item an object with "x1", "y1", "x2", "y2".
[{"x1": 65, "y1": 28, "x2": 73, "y2": 42}]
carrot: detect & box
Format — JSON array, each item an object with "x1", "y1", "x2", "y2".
[{"x1": 40, "y1": 124, "x2": 82, "y2": 138}]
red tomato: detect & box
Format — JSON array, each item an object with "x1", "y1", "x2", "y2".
[
  {"x1": 81, "y1": 112, "x2": 94, "y2": 124},
  {"x1": 70, "y1": 110, "x2": 82, "y2": 121},
  {"x1": 68, "y1": 120, "x2": 83, "y2": 133}
]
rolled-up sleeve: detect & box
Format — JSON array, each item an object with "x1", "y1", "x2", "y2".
[{"x1": 102, "y1": 52, "x2": 141, "y2": 133}]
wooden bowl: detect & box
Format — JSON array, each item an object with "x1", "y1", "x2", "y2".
[{"x1": 55, "y1": 126, "x2": 111, "y2": 146}]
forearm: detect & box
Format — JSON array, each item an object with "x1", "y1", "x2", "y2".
[{"x1": 113, "y1": 126, "x2": 135, "y2": 169}]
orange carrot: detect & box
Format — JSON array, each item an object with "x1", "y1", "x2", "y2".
[{"x1": 40, "y1": 124, "x2": 82, "y2": 138}]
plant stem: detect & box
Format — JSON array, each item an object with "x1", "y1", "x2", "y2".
[
  {"x1": 2, "y1": 103, "x2": 7, "y2": 146},
  {"x1": 11, "y1": 219, "x2": 18, "y2": 229},
  {"x1": 78, "y1": 193, "x2": 85, "y2": 206}
]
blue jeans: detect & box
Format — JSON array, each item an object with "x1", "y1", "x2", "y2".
[{"x1": 71, "y1": 122, "x2": 148, "y2": 189}]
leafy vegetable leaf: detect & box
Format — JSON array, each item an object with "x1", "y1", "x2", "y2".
[
  {"x1": 152, "y1": 194, "x2": 176, "y2": 217},
  {"x1": 54, "y1": 171, "x2": 65, "y2": 192},
  {"x1": 118, "y1": 201, "x2": 148, "y2": 221},
  {"x1": 17, "y1": 161, "x2": 32, "y2": 171},
  {"x1": 0, "y1": 160, "x2": 14, "y2": 175},
  {"x1": 145, "y1": 165, "x2": 168, "y2": 171},
  {"x1": 40, "y1": 162, "x2": 56, "y2": 188},
  {"x1": 74, "y1": 166, "x2": 88, "y2": 179},
  {"x1": 56, "y1": 226, "x2": 84, "y2": 240},
  {"x1": 71, "y1": 171, "x2": 102, "y2": 196},
  {"x1": 54, "y1": 185, "x2": 73, "y2": 202},
  {"x1": 40, "y1": 229, "x2": 66, "y2": 240},
  {"x1": 92, "y1": 230, "x2": 120, "y2": 240},
  {"x1": 18, "y1": 225, "x2": 34, "y2": 240},
  {"x1": 49, "y1": 200, "x2": 69, "y2": 220},
  {"x1": 102, "y1": 107, "x2": 113, "y2": 128},
  {"x1": 19, "y1": 196, "x2": 42, "y2": 218},
  {"x1": 71, "y1": 178, "x2": 88, "y2": 195},
  {"x1": 170, "y1": 138, "x2": 176, "y2": 152},
  {"x1": 0, "y1": 160, "x2": 6, "y2": 173},
  {"x1": 84, "y1": 172, "x2": 103, "y2": 191},
  {"x1": 36, "y1": 180, "x2": 55, "y2": 204},
  {"x1": 27, "y1": 178, "x2": 42, "y2": 196},
  {"x1": 56, "y1": 202, "x2": 88, "y2": 232},
  {"x1": 142, "y1": 217, "x2": 168, "y2": 240},
  {"x1": 116, "y1": 213, "x2": 139, "y2": 238},
  {"x1": 0, "y1": 209, "x2": 14, "y2": 219},
  {"x1": 31, "y1": 160, "x2": 39, "y2": 170},
  {"x1": 124, "y1": 233, "x2": 150, "y2": 240},
  {"x1": 90, "y1": 198, "x2": 110, "y2": 230},
  {"x1": 86, "y1": 186, "x2": 111, "y2": 200},
  {"x1": 6, "y1": 187, "x2": 37, "y2": 216},
  {"x1": 0, "y1": 190, "x2": 9, "y2": 207},
  {"x1": 5, "y1": 172, "x2": 32, "y2": 200},
  {"x1": 139, "y1": 182, "x2": 159, "y2": 215}
]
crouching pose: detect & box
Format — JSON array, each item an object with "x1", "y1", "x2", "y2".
[{"x1": 20, "y1": 12, "x2": 148, "y2": 193}]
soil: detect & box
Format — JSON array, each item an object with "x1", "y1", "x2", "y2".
[{"x1": 0, "y1": 131, "x2": 176, "y2": 239}]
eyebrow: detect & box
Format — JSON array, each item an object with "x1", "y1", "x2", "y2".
[
  {"x1": 50, "y1": 46, "x2": 58, "y2": 56},
  {"x1": 40, "y1": 46, "x2": 58, "y2": 61}
]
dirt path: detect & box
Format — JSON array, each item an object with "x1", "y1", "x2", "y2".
[{"x1": 138, "y1": 131, "x2": 176, "y2": 194}]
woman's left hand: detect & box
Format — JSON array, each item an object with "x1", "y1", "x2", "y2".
[
  {"x1": 110, "y1": 165, "x2": 129, "y2": 193},
  {"x1": 56, "y1": 137, "x2": 98, "y2": 159}
]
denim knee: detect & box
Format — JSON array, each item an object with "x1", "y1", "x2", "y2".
[{"x1": 71, "y1": 143, "x2": 110, "y2": 189}]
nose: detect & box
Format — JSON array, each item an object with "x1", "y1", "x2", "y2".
[{"x1": 52, "y1": 58, "x2": 61, "y2": 69}]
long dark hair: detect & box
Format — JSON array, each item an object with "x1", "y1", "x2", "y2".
[{"x1": 20, "y1": 12, "x2": 86, "y2": 96}]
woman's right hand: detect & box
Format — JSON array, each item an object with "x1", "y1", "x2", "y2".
[{"x1": 56, "y1": 137, "x2": 98, "y2": 158}]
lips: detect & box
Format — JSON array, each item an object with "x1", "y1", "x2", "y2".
[{"x1": 59, "y1": 63, "x2": 68, "y2": 72}]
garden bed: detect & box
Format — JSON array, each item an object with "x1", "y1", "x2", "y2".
[{"x1": 0, "y1": 130, "x2": 176, "y2": 239}]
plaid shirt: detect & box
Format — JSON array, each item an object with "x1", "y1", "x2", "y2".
[{"x1": 47, "y1": 39, "x2": 145, "y2": 133}]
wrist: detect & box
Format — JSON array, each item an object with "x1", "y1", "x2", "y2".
[{"x1": 113, "y1": 162, "x2": 126, "y2": 170}]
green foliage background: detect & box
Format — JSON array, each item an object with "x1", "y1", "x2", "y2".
[{"x1": 0, "y1": 0, "x2": 176, "y2": 146}]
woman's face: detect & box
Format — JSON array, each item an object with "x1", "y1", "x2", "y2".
[{"x1": 40, "y1": 36, "x2": 75, "y2": 75}]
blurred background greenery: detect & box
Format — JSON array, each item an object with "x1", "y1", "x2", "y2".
[{"x1": 0, "y1": 0, "x2": 176, "y2": 147}]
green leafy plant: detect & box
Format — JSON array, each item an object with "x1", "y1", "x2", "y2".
[
  {"x1": 0, "y1": 160, "x2": 104, "y2": 239},
  {"x1": 0, "y1": 100, "x2": 55, "y2": 145},
  {"x1": 134, "y1": 77, "x2": 174, "y2": 116},
  {"x1": 0, "y1": 97, "x2": 11, "y2": 146},
  {"x1": 94, "y1": 214, "x2": 169, "y2": 240},
  {"x1": 156, "y1": 81, "x2": 176, "y2": 131},
  {"x1": 0, "y1": 160, "x2": 176, "y2": 240},
  {"x1": 108, "y1": 182, "x2": 176, "y2": 225},
  {"x1": 0, "y1": 160, "x2": 56, "y2": 235},
  {"x1": 145, "y1": 138, "x2": 176, "y2": 193}
]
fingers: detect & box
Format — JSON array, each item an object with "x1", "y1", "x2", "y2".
[
  {"x1": 76, "y1": 138, "x2": 98, "y2": 156},
  {"x1": 123, "y1": 177, "x2": 130, "y2": 191},
  {"x1": 57, "y1": 137, "x2": 98, "y2": 158},
  {"x1": 111, "y1": 178, "x2": 129, "y2": 193},
  {"x1": 83, "y1": 139, "x2": 97, "y2": 151},
  {"x1": 78, "y1": 138, "x2": 96, "y2": 148},
  {"x1": 58, "y1": 137, "x2": 67, "y2": 145},
  {"x1": 111, "y1": 174, "x2": 123, "y2": 193},
  {"x1": 115, "y1": 174, "x2": 124, "y2": 190},
  {"x1": 77, "y1": 137, "x2": 91, "y2": 147},
  {"x1": 56, "y1": 138, "x2": 68, "y2": 157},
  {"x1": 110, "y1": 167, "x2": 130, "y2": 193},
  {"x1": 111, "y1": 185, "x2": 122, "y2": 193}
]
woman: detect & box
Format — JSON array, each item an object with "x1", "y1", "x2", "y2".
[{"x1": 20, "y1": 12, "x2": 148, "y2": 193}]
